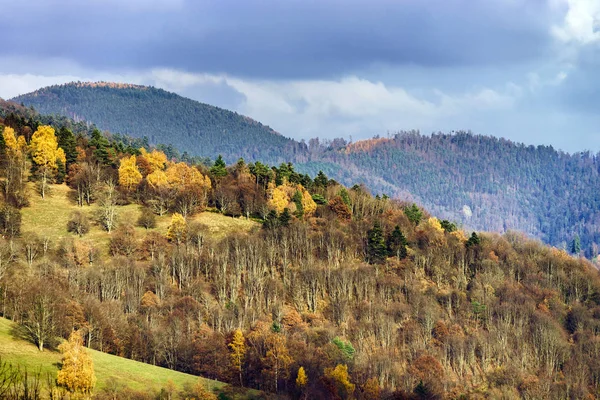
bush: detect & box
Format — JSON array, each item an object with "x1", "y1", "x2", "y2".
[
  {"x1": 137, "y1": 207, "x2": 156, "y2": 229},
  {"x1": 67, "y1": 211, "x2": 90, "y2": 237}
]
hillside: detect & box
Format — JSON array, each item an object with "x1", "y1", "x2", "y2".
[
  {"x1": 10, "y1": 84, "x2": 600, "y2": 257},
  {"x1": 0, "y1": 318, "x2": 245, "y2": 398},
  {"x1": 12, "y1": 82, "x2": 302, "y2": 164},
  {"x1": 300, "y1": 131, "x2": 600, "y2": 258},
  {"x1": 2, "y1": 117, "x2": 600, "y2": 398}
]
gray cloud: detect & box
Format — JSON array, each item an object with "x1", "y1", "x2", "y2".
[{"x1": 1, "y1": 0, "x2": 555, "y2": 79}]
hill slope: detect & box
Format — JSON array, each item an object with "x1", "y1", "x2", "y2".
[
  {"x1": 299, "y1": 131, "x2": 600, "y2": 257},
  {"x1": 12, "y1": 82, "x2": 302, "y2": 163},
  {"x1": 0, "y1": 317, "x2": 258, "y2": 399},
  {"x1": 11, "y1": 84, "x2": 600, "y2": 256}
]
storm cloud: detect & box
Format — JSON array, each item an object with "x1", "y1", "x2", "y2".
[{"x1": 1, "y1": 0, "x2": 600, "y2": 153}]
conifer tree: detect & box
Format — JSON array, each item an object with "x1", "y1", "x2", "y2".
[
  {"x1": 387, "y1": 225, "x2": 408, "y2": 259},
  {"x1": 210, "y1": 155, "x2": 228, "y2": 178},
  {"x1": 367, "y1": 221, "x2": 387, "y2": 264}
]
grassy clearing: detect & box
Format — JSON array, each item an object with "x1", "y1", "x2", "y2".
[
  {"x1": 0, "y1": 317, "x2": 262, "y2": 399},
  {"x1": 20, "y1": 183, "x2": 260, "y2": 251}
]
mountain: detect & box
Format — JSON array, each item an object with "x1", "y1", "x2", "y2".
[
  {"x1": 12, "y1": 82, "x2": 304, "y2": 164},
  {"x1": 2, "y1": 113, "x2": 600, "y2": 398},
  {"x1": 11, "y1": 84, "x2": 600, "y2": 257},
  {"x1": 299, "y1": 132, "x2": 600, "y2": 258}
]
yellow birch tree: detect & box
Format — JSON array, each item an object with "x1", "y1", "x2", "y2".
[
  {"x1": 57, "y1": 331, "x2": 96, "y2": 397},
  {"x1": 29, "y1": 125, "x2": 66, "y2": 198},
  {"x1": 118, "y1": 155, "x2": 142, "y2": 191}
]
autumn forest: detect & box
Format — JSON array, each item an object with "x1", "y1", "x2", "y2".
[{"x1": 1, "y1": 104, "x2": 600, "y2": 400}]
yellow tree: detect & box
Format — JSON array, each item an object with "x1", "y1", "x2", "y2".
[
  {"x1": 296, "y1": 366, "x2": 308, "y2": 391},
  {"x1": 262, "y1": 333, "x2": 293, "y2": 393},
  {"x1": 166, "y1": 213, "x2": 187, "y2": 245},
  {"x1": 118, "y1": 155, "x2": 142, "y2": 191},
  {"x1": 139, "y1": 148, "x2": 167, "y2": 173},
  {"x1": 29, "y1": 125, "x2": 66, "y2": 198},
  {"x1": 2, "y1": 127, "x2": 29, "y2": 204},
  {"x1": 228, "y1": 329, "x2": 246, "y2": 387},
  {"x1": 268, "y1": 185, "x2": 289, "y2": 214},
  {"x1": 301, "y1": 188, "x2": 317, "y2": 216},
  {"x1": 193, "y1": 379, "x2": 218, "y2": 400},
  {"x1": 324, "y1": 364, "x2": 355, "y2": 398},
  {"x1": 57, "y1": 331, "x2": 96, "y2": 397}
]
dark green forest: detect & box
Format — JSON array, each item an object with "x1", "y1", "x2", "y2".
[{"x1": 12, "y1": 82, "x2": 303, "y2": 164}]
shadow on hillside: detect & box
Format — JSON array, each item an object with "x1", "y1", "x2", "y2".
[{"x1": 9, "y1": 324, "x2": 59, "y2": 352}]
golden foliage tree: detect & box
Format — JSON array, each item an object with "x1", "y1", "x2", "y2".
[
  {"x1": 192, "y1": 379, "x2": 218, "y2": 400},
  {"x1": 262, "y1": 333, "x2": 293, "y2": 392},
  {"x1": 139, "y1": 148, "x2": 167, "y2": 173},
  {"x1": 301, "y1": 188, "x2": 317, "y2": 216},
  {"x1": 296, "y1": 366, "x2": 308, "y2": 389},
  {"x1": 118, "y1": 155, "x2": 142, "y2": 191},
  {"x1": 166, "y1": 213, "x2": 187, "y2": 245},
  {"x1": 324, "y1": 364, "x2": 355, "y2": 398},
  {"x1": 2, "y1": 127, "x2": 29, "y2": 205},
  {"x1": 268, "y1": 185, "x2": 290, "y2": 214},
  {"x1": 57, "y1": 331, "x2": 96, "y2": 396},
  {"x1": 29, "y1": 125, "x2": 66, "y2": 198},
  {"x1": 362, "y1": 377, "x2": 381, "y2": 399},
  {"x1": 228, "y1": 329, "x2": 247, "y2": 387}
]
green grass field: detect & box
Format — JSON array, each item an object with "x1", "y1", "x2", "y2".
[
  {"x1": 20, "y1": 183, "x2": 259, "y2": 252},
  {"x1": 0, "y1": 317, "x2": 262, "y2": 399}
]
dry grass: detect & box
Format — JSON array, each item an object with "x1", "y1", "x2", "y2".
[{"x1": 20, "y1": 183, "x2": 260, "y2": 252}]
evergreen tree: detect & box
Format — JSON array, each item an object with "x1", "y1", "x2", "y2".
[
  {"x1": 440, "y1": 219, "x2": 457, "y2": 233},
  {"x1": 90, "y1": 129, "x2": 110, "y2": 165},
  {"x1": 57, "y1": 127, "x2": 78, "y2": 168},
  {"x1": 571, "y1": 235, "x2": 581, "y2": 255},
  {"x1": 387, "y1": 225, "x2": 408, "y2": 259},
  {"x1": 339, "y1": 188, "x2": 351, "y2": 206},
  {"x1": 466, "y1": 232, "x2": 481, "y2": 248},
  {"x1": 279, "y1": 208, "x2": 291, "y2": 227},
  {"x1": 314, "y1": 170, "x2": 329, "y2": 188},
  {"x1": 367, "y1": 221, "x2": 387, "y2": 264},
  {"x1": 404, "y1": 203, "x2": 423, "y2": 225},
  {"x1": 210, "y1": 155, "x2": 228, "y2": 178},
  {"x1": 292, "y1": 190, "x2": 304, "y2": 218}
]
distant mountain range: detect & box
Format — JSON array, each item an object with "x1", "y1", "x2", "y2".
[{"x1": 11, "y1": 82, "x2": 600, "y2": 257}]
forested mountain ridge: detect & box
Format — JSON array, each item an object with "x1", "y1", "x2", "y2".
[
  {"x1": 300, "y1": 131, "x2": 600, "y2": 258},
  {"x1": 12, "y1": 84, "x2": 600, "y2": 258},
  {"x1": 2, "y1": 109, "x2": 600, "y2": 399},
  {"x1": 12, "y1": 82, "x2": 304, "y2": 164}
]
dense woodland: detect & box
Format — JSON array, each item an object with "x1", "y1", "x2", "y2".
[
  {"x1": 12, "y1": 83, "x2": 304, "y2": 164},
  {"x1": 12, "y1": 83, "x2": 600, "y2": 258},
  {"x1": 2, "y1": 106, "x2": 600, "y2": 399}
]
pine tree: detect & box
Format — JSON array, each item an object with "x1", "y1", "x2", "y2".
[
  {"x1": 90, "y1": 129, "x2": 110, "y2": 165},
  {"x1": 210, "y1": 155, "x2": 228, "y2": 178},
  {"x1": 571, "y1": 235, "x2": 581, "y2": 255},
  {"x1": 404, "y1": 203, "x2": 423, "y2": 225},
  {"x1": 292, "y1": 190, "x2": 304, "y2": 218},
  {"x1": 387, "y1": 225, "x2": 408, "y2": 259},
  {"x1": 367, "y1": 221, "x2": 387, "y2": 264},
  {"x1": 57, "y1": 127, "x2": 78, "y2": 168},
  {"x1": 279, "y1": 208, "x2": 291, "y2": 227}
]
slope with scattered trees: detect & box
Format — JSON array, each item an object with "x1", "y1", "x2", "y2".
[{"x1": 1, "y1": 111, "x2": 600, "y2": 399}]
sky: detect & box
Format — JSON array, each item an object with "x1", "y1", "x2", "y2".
[{"x1": 1, "y1": 0, "x2": 600, "y2": 153}]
